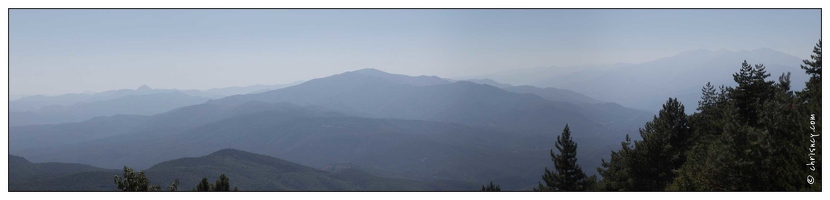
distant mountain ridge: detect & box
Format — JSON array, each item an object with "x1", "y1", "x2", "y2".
[
  {"x1": 467, "y1": 48, "x2": 809, "y2": 112},
  {"x1": 10, "y1": 68, "x2": 654, "y2": 191},
  {"x1": 9, "y1": 91, "x2": 209, "y2": 126},
  {"x1": 212, "y1": 68, "x2": 649, "y2": 133},
  {"x1": 10, "y1": 83, "x2": 300, "y2": 112},
  {"x1": 9, "y1": 83, "x2": 301, "y2": 126}
]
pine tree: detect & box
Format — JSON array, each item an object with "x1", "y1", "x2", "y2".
[
  {"x1": 801, "y1": 40, "x2": 822, "y2": 83},
  {"x1": 597, "y1": 135, "x2": 635, "y2": 191},
  {"x1": 194, "y1": 174, "x2": 236, "y2": 191},
  {"x1": 480, "y1": 181, "x2": 501, "y2": 191},
  {"x1": 535, "y1": 124, "x2": 590, "y2": 191},
  {"x1": 730, "y1": 61, "x2": 774, "y2": 127},
  {"x1": 597, "y1": 98, "x2": 690, "y2": 191},
  {"x1": 196, "y1": 177, "x2": 212, "y2": 191},
  {"x1": 798, "y1": 40, "x2": 821, "y2": 191},
  {"x1": 215, "y1": 174, "x2": 231, "y2": 191},
  {"x1": 698, "y1": 82, "x2": 718, "y2": 111},
  {"x1": 610, "y1": 41, "x2": 822, "y2": 191}
]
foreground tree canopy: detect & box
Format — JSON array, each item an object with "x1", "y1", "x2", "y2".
[
  {"x1": 113, "y1": 166, "x2": 163, "y2": 191},
  {"x1": 501, "y1": 40, "x2": 821, "y2": 192},
  {"x1": 194, "y1": 174, "x2": 238, "y2": 191},
  {"x1": 595, "y1": 40, "x2": 822, "y2": 191},
  {"x1": 114, "y1": 166, "x2": 237, "y2": 191}
]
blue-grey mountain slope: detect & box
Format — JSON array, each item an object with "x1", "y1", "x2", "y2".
[{"x1": 10, "y1": 69, "x2": 654, "y2": 190}]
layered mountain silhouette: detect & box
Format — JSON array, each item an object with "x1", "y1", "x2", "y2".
[{"x1": 10, "y1": 68, "x2": 653, "y2": 191}]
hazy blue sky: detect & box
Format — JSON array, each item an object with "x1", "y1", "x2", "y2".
[{"x1": 9, "y1": 9, "x2": 821, "y2": 96}]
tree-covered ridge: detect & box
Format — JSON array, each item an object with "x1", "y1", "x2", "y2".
[{"x1": 594, "y1": 40, "x2": 822, "y2": 191}]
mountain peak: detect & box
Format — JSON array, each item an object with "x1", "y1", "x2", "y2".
[
  {"x1": 349, "y1": 68, "x2": 389, "y2": 75},
  {"x1": 208, "y1": 148, "x2": 253, "y2": 157},
  {"x1": 137, "y1": 84, "x2": 152, "y2": 90},
  {"x1": 334, "y1": 68, "x2": 450, "y2": 86}
]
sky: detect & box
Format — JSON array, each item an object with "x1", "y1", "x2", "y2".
[{"x1": 9, "y1": 9, "x2": 821, "y2": 96}]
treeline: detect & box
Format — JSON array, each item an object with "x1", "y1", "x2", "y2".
[
  {"x1": 114, "y1": 166, "x2": 238, "y2": 191},
  {"x1": 486, "y1": 40, "x2": 822, "y2": 191},
  {"x1": 597, "y1": 40, "x2": 821, "y2": 191}
]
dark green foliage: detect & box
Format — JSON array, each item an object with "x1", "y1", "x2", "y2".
[
  {"x1": 730, "y1": 61, "x2": 775, "y2": 127},
  {"x1": 801, "y1": 40, "x2": 822, "y2": 81},
  {"x1": 215, "y1": 174, "x2": 231, "y2": 191},
  {"x1": 192, "y1": 174, "x2": 235, "y2": 191},
  {"x1": 597, "y1": 98, "x2": 691, "y2": 191},
  {"x1": 114, "y1": 166, "x2": 161, "y2": 191},
  {"x1": 596, "y1": 135, "x2": 634, "y2": 191},
  {"x1": 481, "y1": 181, "x2": 501, "y2": 191},
  {"x1": 196, "y1": 177, "x2": 212, "y2": 191},
  {"x1": 600, "y1": 40, "x2": 822, "y2": 191},
  {"x1": 535, "y1": 124, "x2": 592, "y2": 191},
  {"x1": 799, "y1": 40, "x2": 822, "y2": 190}
]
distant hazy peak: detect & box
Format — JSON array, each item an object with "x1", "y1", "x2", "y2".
[
  {"x1": 349, "y1": 68, "x2": 388, "y2": 75},
  {"x1": 137, "y1": 84, "x2": 152, "y2": 91},
  {"x1": 339, "y1": 68, "x2": 450, "y2": 86},
  {"x1": 209, "y1": 148, "x2": 249, "y2": 156}
]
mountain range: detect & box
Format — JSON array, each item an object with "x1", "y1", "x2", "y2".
[
  {"x1": 9, "y1": 68, "x2": 653, "y2": 191},
  {"x1": 8, "y1": 83, "x2": 300, "y2": 126}
]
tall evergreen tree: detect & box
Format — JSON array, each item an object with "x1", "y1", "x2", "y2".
[
  {"x1": 195, "y1": 177, "x2": 212, "y2": 191},
  {"x1": 604, "y1": 40, "x2": 821, "y2": 192},
  {"x1": 480, "y1": 181, "x2": 501, "y2": 191},
  {"x1": 699, "y1": 82, "x2": 718, "y2": 111},
  {"x1": 535, "y1": 124, "x2": 590, "y2": 191},
  {"x1": 215, "y1": 174, "x2": 231, "y2": 191},
  {"x1": 798, "y1": 40, "x2": 822, "y2": 190},
  {"x1": 598, "y1": 98, "x2": 690, "y2": 191}
]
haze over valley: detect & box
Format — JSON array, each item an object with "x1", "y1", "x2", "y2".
[{"x1": 8, "y1": 9, "x2": 821, "y2": 192}]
